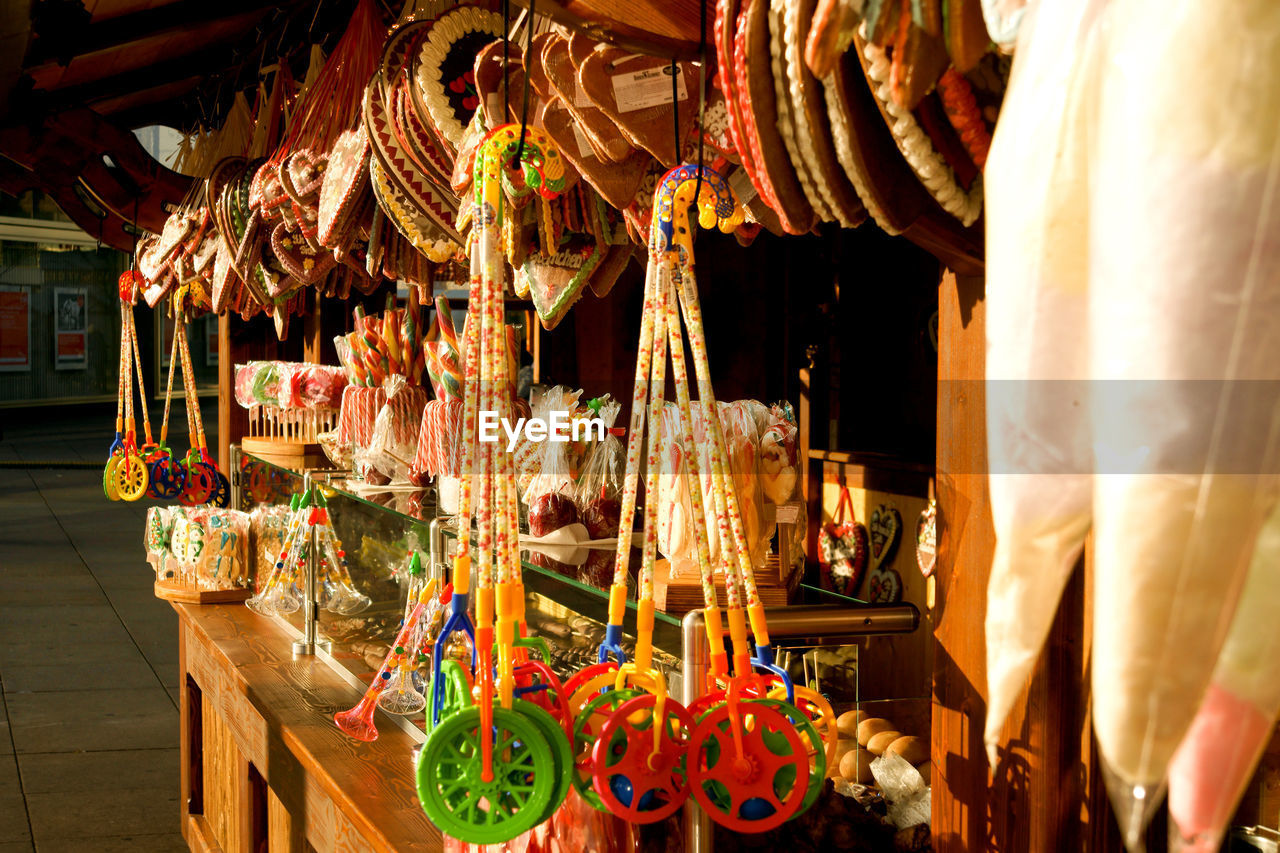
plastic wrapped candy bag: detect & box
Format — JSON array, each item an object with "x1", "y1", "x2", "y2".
[
  {"x1": 281, "y1": 363, "x2": 347, "y2": 409},
  {"x1": 658, "y1": 401, "x2": 768, "y2": 579},
  {"x1": 336, "y1": 384, "x2": 387, "y2": 472},
  {"x1": 982, "y1": 0, "x2": 1105, "y2": 764},
  {"x1": 357, "y1": 375, "x2": 430, "y2": 484},
  {"x1": 1087, "y1": 0, "x2": 1280, "y2": 842},
  {"x1": 573, "y1": 398, "x2": 623, "y2": 539},
  {"x1": 1168, "y1": 500, "x2": 1280, "y2": 853}
]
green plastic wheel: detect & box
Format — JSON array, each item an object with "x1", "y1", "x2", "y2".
[
  {"x1": 103, "y1": 455, "x2": 120, "y2": 500},
  {"x1": 511, "y1": 698, "x2": 572, "y2": 822},
  {"x1": 755, "y1": 698, "x2": 826, "y2": 816},
  {"x1": 570, "y1": 688, "x2": 642, "y2": 812},
  {"x1": 416, "y1": 705, "x2": 555, "y2": 844}
]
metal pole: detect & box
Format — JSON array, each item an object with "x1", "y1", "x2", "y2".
[
  {"x1": 680, "y1": 602, "x2": 920, "y2": 850},
  {"x1": 293, "y1": 472, "x2": 332, "y2": 656}
]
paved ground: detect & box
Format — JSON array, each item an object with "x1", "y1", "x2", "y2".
[{"x1": 0, "y1": 405, "x2": 210, "y2": 851}]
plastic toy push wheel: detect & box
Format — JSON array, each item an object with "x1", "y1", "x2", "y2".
[
  {"x1": 113, "y1": 454, "x2": 150, "y2": 501},
  {"x1": 572, "y1": 687, "x2": 642, "y2": 811},
  {"x1": 687, "y1": 699, "x2": 811, "y2": 832},
  {"x1": 590, "y1": 694, "x2": 695, "y2": 823},
  {"x1": 416, "y1": 704, "x2": 556, "y2": 844},
  {"x1": 755, "y1": 697, "x2": 827, "y2": 816},
  {"x1": 511, "y1": 698, "x2": 573, "y2": 823}
]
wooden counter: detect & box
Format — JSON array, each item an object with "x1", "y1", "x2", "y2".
[{"x1": 175, "y1": 603, "x2": 441, "y2": 853}]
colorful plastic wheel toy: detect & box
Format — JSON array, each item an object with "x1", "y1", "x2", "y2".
[
  {"x1": 753, "y1": 697, "x2": 827, "y2": 816},
  {"x1": 415, "y1": 704, "x2": 556, "y2": 845},
  {"x1": 113, "y1": 453, "x2": 150, "y2": 502},
  {"x1": 687, "y1": 699, "x2": 810, "y2": 832},
  {"x1": 590, "y1": 693, "x2": 694, "y2": 824},
  {"x1": 511, "y1": 698, "x2": 573, "y2": 822},
  {"x1": 571, "y1": 687, "x2": 641, "y2": 812}
]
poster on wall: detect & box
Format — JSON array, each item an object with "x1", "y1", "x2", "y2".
[
  {"x1": 0, "y1": 285, "x2": 30, "y2": 371},
  {"x1": 53, "y1": 287, "x2": 87, "y2": 370}
]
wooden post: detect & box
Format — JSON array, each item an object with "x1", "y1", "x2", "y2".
[{"x1": 932, "y1": 270, "x2": 1130, "y2": 851}]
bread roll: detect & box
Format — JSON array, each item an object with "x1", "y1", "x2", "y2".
[
  {"x1": 886, "y1": 735, "x2": 929, "y2": 765},
  {"x1": 866, "y1": 730, "x2": 902, "y2": 755},
  {"x1": 915, "y1": 761, "x2": 932, "y2": 785},
  {"x1": 837, "y1": 709, "x2": 863, "y2": 737},
  {"x1": 828, "y1": 738, "x2": 857, "y2": 778},
  {"x1": 840, "y1": 747, "x2": 876, "y2": 784},
  {"x1": 857, "y1": 717, "x2": 896, "y2": 747}
]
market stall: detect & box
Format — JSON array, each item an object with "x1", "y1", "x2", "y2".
[{"x1": 7, "y1": 0, "x2": 1280, "y2": 849}]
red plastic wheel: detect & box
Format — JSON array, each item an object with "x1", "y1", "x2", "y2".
[
  {"x1": 686, "y1": 699, "x2": 809, "y2": 833},
  {"x1": 590, "y1": 694, "x2": 694, "y2": 824},
  {"x1": 513, "y1": 659, "x2": 571, "y2": 733},
  {"x1": 565, "y1": 661, "x2": 618, "y2": 706}
]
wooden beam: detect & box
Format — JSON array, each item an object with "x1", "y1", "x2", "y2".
[
  {"x1": 931, "y1": 270, "x2": 1131, "y2": 850},
  {"x1": 37, "y1": 44, "x2": 247, "y2": 114},
  {"x1": 25, "y1": 0, "x2": 276, "y2": 68}
]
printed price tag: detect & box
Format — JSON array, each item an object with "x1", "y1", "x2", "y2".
[
  {"x1": 572, "y1": 123, "x2": 595, "y2": 159},
  {"x1": 728, "y1": 166, "x2": 758, "y2": 206},
  {"x1": 611, "y1": 64, "x2": 688, "y2": 113},
  {"x1": 574, "y1": 81, "x2": 594, "y2": 109},
  {"x1": 775, "y1": 503, "x2": 801, "y2": 525}
]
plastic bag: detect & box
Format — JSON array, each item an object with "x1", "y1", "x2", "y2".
[
  {"x1": 249, "y1": 504, "x2": 292, "y2": 589},
  {"x1": 234, "y1": 361, "x2": 286, "y2": 408},
  {"x1": 523, "y1": 433, "x2": 579, "y2": 538},
  {"x1": 658, "y1": 400, "x2": 768, "y2": 579},
  {"x1": 760, "y1": 403, "x2": 799, "y2": 505},
  {"x1": 1087, "y1": 0, "x2": 1280, "y2": 837},
  {"x1": 410, "y1": 399, "x2": 465, "y2": 486},
  {"x1": 573, "y1": 398, "x2": 623, "y2": 539},
  {"x1": 1168, "y1": 500, "x2": 1280, "y2": 853},
  {"x1": 282, "y1": 363, "x2": 347, "y2": 409},
  {"x1": 357, "y1": 375, "x2": 430, "y2": 484},
  {"x1": 981, "y1": 0, "x2": 1103, "y2": 764}
]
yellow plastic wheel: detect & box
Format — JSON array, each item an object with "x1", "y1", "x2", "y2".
[{"x1": 113, "y1": 453, "x2": 150, "y2": 502}]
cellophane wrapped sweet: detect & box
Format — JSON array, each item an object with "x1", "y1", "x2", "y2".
[
  {"x1": 157, "y1": 507, "x2": 251, "y2": 589},
  {"x1": 282, "y1": 363, "x2": 347, "y2": 409},
  {"x1": 336, "y1": 384, "x2": 386, "y2": 473},
  {"x1": 249, "y1": 504, "x2": 292, "y2": 590},
  {"x1": 658, "y1": 400, "x2": 768, "y2": 579},
  {"x1": 573, "y1": 398, "x2": 622, "y2": 539},
  {"x1": 357, "y1": 375, "x2": 430, "y2": 483}
]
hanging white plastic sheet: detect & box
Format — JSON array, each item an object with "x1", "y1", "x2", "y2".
[
  {"x1": 1167, "y1": 501, "x2": 1280, "y2": 853},
  {"x1": 982, "y1": 0, "x2": 1108, "y2": 763},
  {"x1": 1088, "y1": 0, "x2": 1280, "y2": 844}
]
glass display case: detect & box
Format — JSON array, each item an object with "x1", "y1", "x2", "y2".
[{"x1": 233, "y1": 447, "x2": 927, "y2": 851}]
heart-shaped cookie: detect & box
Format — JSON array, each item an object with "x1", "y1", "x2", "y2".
[
  {"x1": 819, "y1": 519, "x2": 869, "y2": 598},
  {"x1": 916, "y1": 498, "x2": 937, "y2": 578},
  {"x1": 867, "y1": 566, "x2": 903, "y2": 603},
  {"x1": 868, "y1": 503, "x2": 902, "y2": 573}
]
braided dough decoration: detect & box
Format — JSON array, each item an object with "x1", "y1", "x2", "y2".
[
  {"x1": 769, "y1": 0, "x2": 834, "y2": 223},
  {"x1": 862, "y1": 38, "x2": 983, "y2": 226},
  {"x1": 783, "y1": 0, "x2": 867, "y2": 228}
]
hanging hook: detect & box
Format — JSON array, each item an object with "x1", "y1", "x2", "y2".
[{"x1": 514, "y1": 0, "x2": 537, "y2": 162}]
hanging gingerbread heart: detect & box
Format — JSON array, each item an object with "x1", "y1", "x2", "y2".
[
  {"x1": 867, "y1": 565, "x2": 903, "y2": 603},
  {"x1": 868, "y1": 503, "x2": 902, "y2": 573},
  {"x1": 818, "y1": 487, "x2": 869, "y2": 598},
  {"x1": 916, "y1": 498, "x2": 937, "y2": 578}
]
